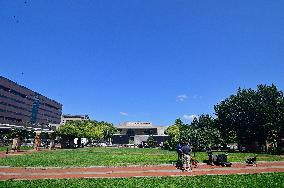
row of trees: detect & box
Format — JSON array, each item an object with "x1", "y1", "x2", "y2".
[
  {"x1": 57, "y1": 120, "x2": 117, "y2": 148},
  {"x1": 165, "y1": 84, "x2": 284, "y2": 154},
  {"x1": 165, "y1": 115, "x2": 222, "y2": 152},
  {"x1": 1, "y1": 120, "x2": 117, "y2": 149}
]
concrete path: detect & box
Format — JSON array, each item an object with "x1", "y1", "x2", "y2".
[{"x1": 0, "y1": 162, "x2": 284, "y2": 180}]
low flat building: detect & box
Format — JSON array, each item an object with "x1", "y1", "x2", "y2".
[
  {"x1": 60, "y1": 114, "x2": 89, "y2": 124},
  {"x1": 113, "y1": 121, "x2": 169, "y2": 145}
]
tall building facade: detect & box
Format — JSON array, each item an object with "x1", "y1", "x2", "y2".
[{"x1": 0, "y1": 76, "x2": 62, "y2": 127}]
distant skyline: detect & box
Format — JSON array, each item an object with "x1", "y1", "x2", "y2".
[{"x1": 1, "y1": 1, "x2": 283, "y2": 125}]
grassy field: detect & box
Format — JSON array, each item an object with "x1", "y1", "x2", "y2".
[
  {"x1": 0, "y1": 173, "x2": 283, "y2": 188},
  {"x1": 0, "y1": 146, "x2": 33, "y2": 152},
  {"x1": 0, "y1": 147, "x2": 283, "y2": 167}
]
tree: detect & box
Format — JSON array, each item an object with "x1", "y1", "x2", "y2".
[
  {"x1": 187, "y1": 115, "x2": 223, "y2": 151},
  {"x1": 4, "y1": 129, "x2": 34, "y2": 140},
  {"x1": 165, "y1": 118, "x2": 187, "y2": 150},
  {"x1": 165, "y1": 116, "x2": 223, "y2": 151},
  {"x1": 256, "y1": 84, "x2": 284, "y2": 151},
  {"x1": 214, "y1": 84, "x2": 284, "y2": 152},
  {"x1": 56, "y1": 120, "x2": 117, "y2": 148},
  {"x1": 147, "y1": 135, "x2": 156, "y2": 148},
  {"x1": 56, "y1": 121, "x2": 80, "y2": 148}
]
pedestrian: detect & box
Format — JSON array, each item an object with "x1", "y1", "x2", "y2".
[
  {"x1": 206, "y1": 146, "x2": 214, "y2": 166},
  {"x1": 49, "y1": 133, "x2": 56, "y2": 150},
  {"x1": 11, "y1": 135, "x2": 18, "y2": 152},
  {"x1": 175, "y1": 142, "x2": 183, "y2": 169},
  {"x1": 181, "y1": 142, "x2": 192, "y2": 172},
  {"x1": 34, "y1": 133, "x2": 41, "y2": 151},
  {"x1": 16, "y1": 135, "x2": 21, "y2": 152},
  {"x1": 176, "y1": 142, "x2": 182, "y2": 160}
]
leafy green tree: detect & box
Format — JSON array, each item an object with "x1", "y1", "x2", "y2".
[
  {"x1": 56, "y1": 121, "x2": 79, "y2": 148},
  {"x1": 165, "y1": 118, "x2": 188, "y2": 150},
  {"x1": 147, "y1": 135, "x2": 156, "y2": 148},
  {"x1": 4, "y1": 129, "x2": 34, "y2": 140},
  {"x1": 56, "y1": 120, "x2": 117, "y2": 148},
  {"x1": 165, "y1": 116, "x2": 223, "y2": 151},
  {"x1": 214, "y1": 84, "x2": 284, "y2": 152},
  {"x1": 256, "y1": 84, "x2": 284, "y2": 150},
  {"x1": 187, "y1": 115, "x2": 223, "y2": 151}
]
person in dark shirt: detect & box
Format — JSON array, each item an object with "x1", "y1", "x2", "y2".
[
  {"x1": 181, "y1": 142, "x2": 192, "y2": 172},
  {"x1": 181, "y1": 143, "x2": 191, "y2": 155},
  {"x1": 175, "y1": 142, "x2": 183, "y2": 169},
  {"x1": 206, "y1": 146, "x2": 214, "y2": 165},
  {"x1": 176, "y1": 143, "x2": 182, "y2": 160}
]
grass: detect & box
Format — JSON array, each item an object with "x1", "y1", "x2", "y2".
[
  {"x1": 0, "y1": 147, "x2": 176, "y2": 167},
  {"x1": 0, "y1": 147, "x2": 283, "y2": 167},
  {"x1": 0, "y1": 173, "x2": 283, "y2": 188},
  {"x1": 193, "y1": 151, "x2": 284, "y2": 162},
  {"x1": 0, "y1": 146, "x2": 33, "y2": 152}
]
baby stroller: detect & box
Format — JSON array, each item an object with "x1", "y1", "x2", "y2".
[
  {"x1": 207, "y1": 151, "x2": 232, "y2": 167},
  {"x1": 215, "y1": 154, "x2": 232, "y2": 167},
  {"x1": 246, "y1": 156, "x2": 257, "y2": 166}
]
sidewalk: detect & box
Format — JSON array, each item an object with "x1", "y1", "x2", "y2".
[{"x1": 1, "y1": 162, "x2": 284, "y2": 180}]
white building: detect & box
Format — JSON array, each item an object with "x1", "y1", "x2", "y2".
[
  {"x1": 113, "y1": 121, "x2": 169, "y2": 145},
  {"x1": 60, "y1": 114, "x2": 89, "y2": 125}
]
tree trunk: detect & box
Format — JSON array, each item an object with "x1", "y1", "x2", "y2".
[{"x1": 77, "y1": 137, "x2": 82, "y2": 148}]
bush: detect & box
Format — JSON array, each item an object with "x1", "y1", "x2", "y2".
[{"x1": 268, "y1": 146, "x2": 283, "y2": 155}]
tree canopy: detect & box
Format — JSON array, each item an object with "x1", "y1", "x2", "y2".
[
  {"x1": 56, "y1": 120, "x2": 117, "y2": 141},
  {"x1": 214, "y1": 84, "x2": 284, "y2": 151},
  {"x1": 165, "y1": 84, "x2": 283, "y2": 153},
  {"x1": 165, "y1": 115, "x2": 223, "y2": 151}
]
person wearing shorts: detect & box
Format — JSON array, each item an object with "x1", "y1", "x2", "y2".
[
  {"x1": 181, "y1": 142, "x2": 192, "y2": 172},
  {"x1": 34, "y1": 133, "x2": 41, "y2": 151},
  {"x1": 11, "y1": 136, "x2": 18, "y2": 152}
]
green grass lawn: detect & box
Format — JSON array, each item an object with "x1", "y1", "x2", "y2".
[
  {"x1": 0, "y1": 173, "x2": 283, "y2": 188},
  {"x1": 0, "y1": 147, "x2": 283, "y2": 167},
  {"x1": 0, "y1": 146, "x2": 33, "y2": 152}
]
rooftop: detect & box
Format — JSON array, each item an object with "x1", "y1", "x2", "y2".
[{"x1": 0, "y1": 76, "x2": 62, "y2": 106}]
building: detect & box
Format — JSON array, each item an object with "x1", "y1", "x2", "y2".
[
  {"x1": 118, "y1": 122, "x2": 158, "y2": 135},
  {"x1": 113, "y1": 121, "x2": 169, "y2": 145},
  {"x1": 0, "y1": 76, "x2": 62, "y2": 129},
  {"x1": 60, "y1": 114, "x2": 89, "y2": 125}
]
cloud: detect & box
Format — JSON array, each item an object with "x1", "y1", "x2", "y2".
[
  {"x1": 119, "y1": 112, "x2": 128, "y2": 116},
  {"x1": 176, "y1": 94, "x2": 188, "y2": 102},
  {"x1": 193, "y1": 95, "x2": 202, "y2": 99},
  {"x1": 183, "y1": 114, "x2": 198, "y2": 121}
]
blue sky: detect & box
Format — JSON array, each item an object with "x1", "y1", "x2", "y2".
[{"x1": 1, "y1": 0, "x2": 283, "y2": 126}]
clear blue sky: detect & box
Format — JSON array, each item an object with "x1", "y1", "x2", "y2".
[{"x1": 1, "y1": 0, "x2": 283, "y2": 126}]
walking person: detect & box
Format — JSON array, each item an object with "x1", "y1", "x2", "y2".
[
  {"x1": 11, "y1": 135, "x2": 19, "y2": 152},
  {"x1": 16, "y1": 135, "x2": 21, "y2": 152},
  {"x1": 34, "y1": 133, "x2": 41, "y2": 151},
  {"x1": 49, "y1": 133, "x2": 56, "y2": 150},
  {"x1": 176, "y1": 142, "x2": 183, "y2": 169},
  {"x1": 176, "y1": 142, "x2": 183, "y2": 160},
  {"x1": 206, "y1": 146, "x2": 214, "y2": 166},
  {"x1": 181, "y1": 142, "x2": 192, "y2": 172}
]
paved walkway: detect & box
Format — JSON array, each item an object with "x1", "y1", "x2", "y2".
[{"x1": 0, "y1": 162, "x2": 284, "y2": 180}]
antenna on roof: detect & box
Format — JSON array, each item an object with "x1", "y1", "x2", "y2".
[{"x1": 19, "y1": 72, "x2": 24, "y2": 85}]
